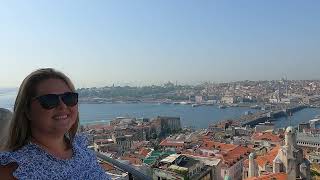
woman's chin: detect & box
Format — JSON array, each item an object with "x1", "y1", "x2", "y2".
[{"x1": 52, "y1": 120, "x2": 74, "y2": 134}]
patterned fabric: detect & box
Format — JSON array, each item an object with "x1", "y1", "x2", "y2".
[{"x1": 0, "y1": 134, "x2": 111, "y2": 180}]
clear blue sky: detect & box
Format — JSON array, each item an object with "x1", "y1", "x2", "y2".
[{"x1": 0, "y1": 0, "x2": 319, "y2": 88}]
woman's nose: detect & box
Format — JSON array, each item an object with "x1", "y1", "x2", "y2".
[{"x1": 56, "y1": 97, "x2": 68, "y2": 109}]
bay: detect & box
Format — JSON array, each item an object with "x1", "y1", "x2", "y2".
[
  {"x1": 1, "y1": 89, "x2": 320, "y2": 129},
  {"x1": 79, "y1": 103, "x2": 257, "y2": 128}
]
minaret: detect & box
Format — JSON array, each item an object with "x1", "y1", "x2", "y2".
[
  {"x1": 277, "y1": 81, "x2": 281, "y2": 103},
  {"x1": 285, "y1": 126, "x2": 297, "y2": 148},
  {"x1": 285, "y1": 126, "x2": 297, "y2": 179},
  {"x1": 248, "y1": 152, "x2": 257, "y2": 177},
  {"x1": 285, "y1": 76, "x2": 288, "y2": 97}
]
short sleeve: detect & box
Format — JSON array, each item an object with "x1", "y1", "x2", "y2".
[
  {"x1": 0, "y1": 151, "x2": 30, "y2": 179},
  {"x1": 0, "y1": 152, "x2": 17, "y2": 166}
]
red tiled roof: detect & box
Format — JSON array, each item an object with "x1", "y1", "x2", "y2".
[
  {"x1": 220, "y1": 146, "x2": 253, "y2": 166},
  {"x1": 251, "y1": 132, "x2": 283, "y2": 143},
  {"x1": 139, "y1": 148, "x2": 151, "y2": 157},
  {"x1": 255, "y1": 146, "x2": 279, "y2": 168},
  {"x1": 243, "y1": 145, "x2": 280, "y2": 168},
  {"x1": 200, "y1": 140, "x2": 238, "y2": 151},
  {"x1": 245, "y1": 172, "x2": 287, "y2": 180}
]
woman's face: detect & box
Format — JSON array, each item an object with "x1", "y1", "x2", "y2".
[{"x1": 29, "y1": 78, "x2": 78, "y2": 137}]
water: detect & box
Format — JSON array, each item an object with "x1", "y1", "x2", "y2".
[
  {"x1": 1, "y1": 89, "x2": 320, "y2": 129},
  {"x1": 274, "y1": 108, "x2": 320, "y2": 128},
  {"x1": 79, "y1": 103, "x2": 257, "y2": 128},
  {"x1": 0, "y1": 88, "x2": 17, "y2": 111}
]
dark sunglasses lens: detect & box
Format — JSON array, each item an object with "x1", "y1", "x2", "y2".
[
  {"x1": 37, "y1": 94, "x2": 59, "y2": 109},
  {"x1": 61, "y1": 92, "x2": 78, "y2": 106}
]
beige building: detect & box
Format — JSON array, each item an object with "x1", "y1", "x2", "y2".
[{"x1": 221, "y1": 96, "x2": 236, "y2": 104}]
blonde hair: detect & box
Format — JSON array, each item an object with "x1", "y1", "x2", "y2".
[{"x1": 1, "y1": 68, "x2": 79, "y2": 151}]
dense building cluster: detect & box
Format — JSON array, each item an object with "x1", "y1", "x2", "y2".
[{"x1": 79, "y1": 113, "x2": 320, "y2": 180}]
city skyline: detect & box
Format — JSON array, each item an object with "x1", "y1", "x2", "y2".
[{"x1": 0, "y1": 1, "x2": 320, "y2": 88}]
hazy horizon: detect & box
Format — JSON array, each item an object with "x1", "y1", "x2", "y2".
[
  {"x1": 1, "y1": 1, "x2": 319, "y2": 88},
  {"x1": 1, "y1": 78, "x2": 320, "y2": 90}
]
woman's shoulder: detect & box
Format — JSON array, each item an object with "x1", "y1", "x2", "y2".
[
  {"x1": 0, "y1": 150, "x2": 25, "y2": 179},
  {"x1": 0, "y1": 163, "x2": 18, "y2": 180}
]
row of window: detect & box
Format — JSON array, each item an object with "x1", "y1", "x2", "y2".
[{"x1": 297, "y1": 141, "x2": 320, "y2": 147}]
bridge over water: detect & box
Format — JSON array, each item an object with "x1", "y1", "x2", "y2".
[{"x1": 238, "y1": 105, "x2": 307, "y2": 127}]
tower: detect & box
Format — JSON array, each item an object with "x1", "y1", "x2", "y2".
[
  {"x1": 248, "y1": 152, "x2": 257, "y2": 177},
  {"x1": 277, "y1": 81, "x2": 281, "y2": 102},
  {"x1": 283, "y1": 126, "x2": 298, "y2": 179},
  {"x1": 285, "y1": 126, "x2": 297, "y2": 148}
]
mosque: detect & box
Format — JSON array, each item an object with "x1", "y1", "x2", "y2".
[{"x1": 247, "y1": 126, "x2": 311, "y2": 180}]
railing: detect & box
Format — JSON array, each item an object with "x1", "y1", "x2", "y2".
[{"x1": 95, "y1": 152, "x2": 152, "y2": 180}]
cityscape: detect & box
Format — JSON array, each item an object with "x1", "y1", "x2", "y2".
[
  {"x1": 2, "y1": 78, "x2": 320, "y2": 179},
  {"x1": 75, "y1": 78, "x2": 320, "y2": 179}
]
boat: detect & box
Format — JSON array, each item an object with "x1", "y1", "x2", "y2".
[
  {"x1": 244, "y1": 111, "x2": 253, "y2": 115},
  {"x1": 219, "y1": 105, "x2": 227, "y2": 109},
  {"x1": 192, "y1": 104, "x2": 201, "y2": 107},
  {"x1": 250, "y1": 105, "x2": 261, "y2": 109}
]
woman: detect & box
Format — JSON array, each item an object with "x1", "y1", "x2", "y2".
[{"x1": 0, "y1": 68, "x2": 111, "y2": 179}]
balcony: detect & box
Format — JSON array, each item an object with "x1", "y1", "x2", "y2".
[{"x1": 95, "y1": 152, "x2": 152, "y2": 180}]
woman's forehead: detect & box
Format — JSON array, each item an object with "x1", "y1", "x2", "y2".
[{"x1": 35, "y1": 78, "x2": 72, "y2": 95}]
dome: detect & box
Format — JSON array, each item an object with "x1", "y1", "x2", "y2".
[
  {"x1": 286, "y1": 126, "x2": 296, "y2": 133},
  {"x1": 249, "y1": 152, "x2": 255, "y2": 159}
]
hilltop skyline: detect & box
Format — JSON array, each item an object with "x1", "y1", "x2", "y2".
[{"x1": 0, "y1": 1, "x2": 319, "y2": 88}]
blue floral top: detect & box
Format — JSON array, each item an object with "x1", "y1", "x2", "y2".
[{"x1": 0, "y1": 134, "x2": 111, "y2": 180}]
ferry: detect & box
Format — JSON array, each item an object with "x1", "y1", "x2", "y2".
[{"x1": 250, "y1": 105, "x2": 261, "y2": 109}]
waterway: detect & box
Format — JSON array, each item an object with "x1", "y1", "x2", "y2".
[{"x1": 1, "y1": 90, "x2": 320, "y2": 129}]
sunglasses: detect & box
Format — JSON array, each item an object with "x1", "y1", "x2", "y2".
[{"x1": 34, "y1": 92, "x2": 78, "y2": 109}]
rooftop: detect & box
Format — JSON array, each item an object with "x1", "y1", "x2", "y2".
[
  {"x1": 220, "y1": 146, "x2": 253, "y2": 166},
  {"x1": 160, "y1": 154, "x2": 181, "y2": 163},
  {"x1": 244, "y1": 145, "x2": 280, "y2": 168},
  {"x1": 251, "y1": 132, "x2": 282, "y2": 143},
  {"x1": 201, "y1": 140, "x2": 238, "y2": 151},
  {"x1": 177, "y1": 156, "x2": 200, "y2": 168},
  {"x1": 143, "y1": 151, "x2": 175, "y2": 165},
  {"x1": 245, "y1": 172, "x2": 287, "y2": 180},
  {"x1": 159, "y1": 139, "x2": 185, "y2": 147}
]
